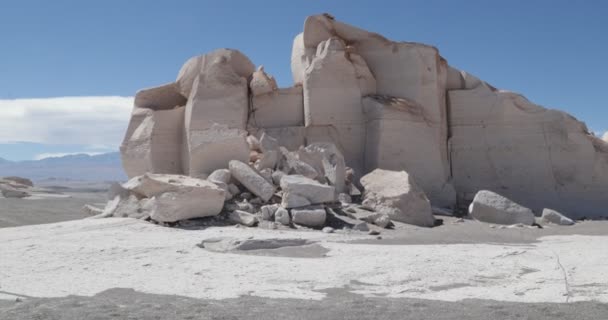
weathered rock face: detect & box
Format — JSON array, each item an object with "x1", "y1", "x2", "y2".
[
  {"x1": 449, "y1": 85, "x2": 608, "y2": 218},
  {"x1": 186, "y1": 124, "x2": 249, "y2": 177},
  {"x1": 119, "y1": 13, "x2": 608, "y2": 222},
  {"x1": 295, "y1": 14, "x2": 451, "y2": 201},
  {"x1": 121, "y1": 106, "x2": 185, "y2": 178},
  {"x1": 363, "y1": 95, "x2": 454, "y2": 207},
  {"x1": 249, "y1": 86, "x2": 304, "y2": 129},
  {"x1": 361, "y1": 169, "x2": 435, "y2": 227},
  {"x1": 468, "y1": 190, "x2": 536, "y2": 226}
]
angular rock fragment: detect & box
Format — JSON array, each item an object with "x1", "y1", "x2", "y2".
[
  {"x1": 229, "y1": 160, "x2": 276, "y2": 202},
  {"x1": 228, "y1": 210, "x2": 258, "y2": 227},
  {"x1": 207, "y1": 169, "x2": 231, "y2": 184},
  {"x1": 541, "y1": 208, "x2": 575, "y2": 226},
  {"x1": 277, "y1": 147, "x2": 318, "y2": 179},
  {"x1": 291, "y1": 205, "x2": 327, "y2": 227},
  {"x1": 120, "y1": 173, "x2": 225, "y2": 222},
  {"x1": 256, "y1": 133, "x2": 280, "y2": 170},
  {"x1": 274, "y1": 207, "x2": 290, "y2": 225},
  {"x1": 298, "y1": 142, "x2": 346, "y2": 193},
  {"x1": 259, "y1": 204, "x2": 280, "y2": 221},
  {"x1": 280, "y1": 175, "x2": 335, "y2": 208},
  {"x1": 134, "y1": 82, "x2": 187, "y2": 110},
  {"x1": 281, "y1": 192, "x2": 311, "y2": 209},
  {"x1": 468, "y1": 190, "x2": 536, "y2": 226},
  {"x1": 361, "y1": 169, "x2": 434, "y2": 227},
  {"x1": 249, "y1": 66, "x2": 277, "y2": 96}
]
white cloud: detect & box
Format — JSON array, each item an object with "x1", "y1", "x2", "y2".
[
  {"x1": 0, "y1": 96, "x2": 133, "y2": 148},
  {"x1": 33, "y1": 152, "x2": 104, "y2": 160}
]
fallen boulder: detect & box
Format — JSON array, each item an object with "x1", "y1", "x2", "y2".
[
  {"x1": 291, "y1": 205, "x2": 327, "y2": 227},
  {"x1": 279, "y1": 175, "x2": 335, "y2": 208},
  {"x1": 468, "y1": 190, "x2": 536, "y2": 225},
  {"x1": 229, "y1": 160, "x2": 276, "y2": 202},
  {"x1": 274, "y1": 207, "x2": 291, "y2": 225},
  {"x1": 361, "y1": 169, "x2": 434, "y2": 227},
  {"x1": 542, "y1": 208, "x2": 575, "y2": 226},
  {"x1": 228, "y1": 210, "x2": 258, "y2": 227}
]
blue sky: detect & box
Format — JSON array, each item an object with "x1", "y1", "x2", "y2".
[{"x1": 0, "y1": 0, "x2": 606, "y2": 160}]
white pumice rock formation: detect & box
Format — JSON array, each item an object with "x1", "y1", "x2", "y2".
[
  {"x1": 361, "y1": 169, "x2": 435, "y2": 227},
  {"x1": 117, "y1": 13, "x2": 608, "y2": 225},
  {"x1": 468, "y1": 190, "x2": 536, "y2": 226}
]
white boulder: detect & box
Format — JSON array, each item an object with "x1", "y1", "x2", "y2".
[
  {"x1": 228, "y1": 210, "x2": 258, "y2": 227},
  {"x1": 229, "y1": 160, "x2": 276, "y2": 202},
  {"x1": 274, "y1": 207, "x2": 291, "y2": 225},
  {"x1": 291, "y1": 205, "x2": 326, "y2": 228},
  {"x1": 207, "y1": 169, "x2": 231, "y2": 184},
  {"x1": 468, "y1": 190, "x2": 536, "y2": 226},
  {"x1": 542, "y1": 208, "x2": 575, "y2": 226},
  {"x1": 361, "y1": 169, "x2": 435, "y2": 227},
  {"x1": 279, "y1": 175, "x2": 335, "y2": 208}
]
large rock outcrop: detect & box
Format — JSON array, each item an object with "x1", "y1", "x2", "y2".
[
  {"x1": 118, "y1": 13, "x2": 608, "y2": 221},
  {"x1": 449, "y1": 84, "x2": 608, "y2": 218},
  {"x1": 293, "y1": 14, "x2": 453, "y2": 205}
]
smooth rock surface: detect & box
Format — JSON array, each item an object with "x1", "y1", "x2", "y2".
[
  {"x1": 542, "y1": 208, "x2": 575, "y2": 226},
  {"x1": 186, "y1": 124, "x2": 249, "y2": 177},
  {"x1": 469, "y1": 190, "x2": 536, "y2": 226}
]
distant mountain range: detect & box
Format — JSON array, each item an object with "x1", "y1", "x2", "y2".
[{"x1": 0, "y1": 152, "x2": 126, "y2": 181}]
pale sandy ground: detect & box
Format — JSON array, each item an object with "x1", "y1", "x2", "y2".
[{"x1": 0, "y1": 200, "x2": 607, "y2": 319}]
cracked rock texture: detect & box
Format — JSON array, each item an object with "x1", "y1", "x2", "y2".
[{"x1": 119, "y1": 13, "x2": 608, "y2": 221}]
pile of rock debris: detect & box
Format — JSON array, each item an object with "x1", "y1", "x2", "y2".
[{"x1": 94, "y1": 137, "x2": 439, "y2": 233}]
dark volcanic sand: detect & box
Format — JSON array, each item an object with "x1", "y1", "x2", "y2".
[{"x1": 0, "y1": 288, "x2": 606, "y2": 320}]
